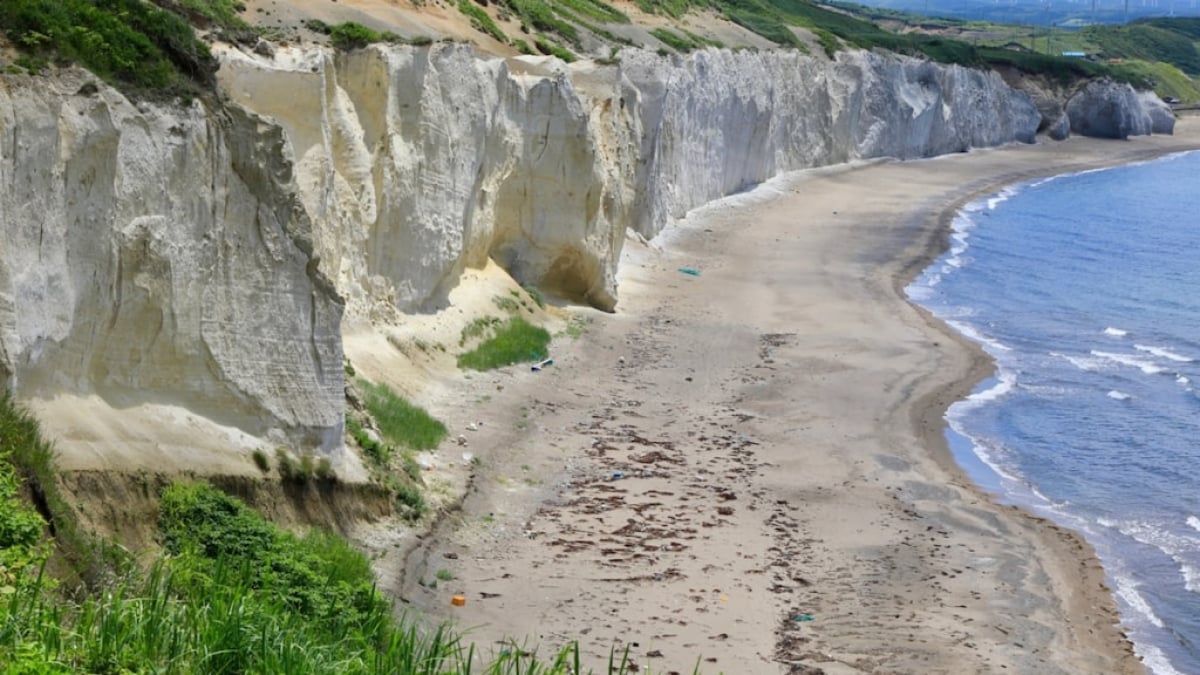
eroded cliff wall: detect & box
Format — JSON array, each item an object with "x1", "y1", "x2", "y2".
[
  {"x1": 1, "y1": 45, "x2": 1156, "y2": 463},
  {"x1": 218, "y1": 45, "x2": 1043, "y2": 318},
  {"x1": 0, "y1": 70, "x2": 345, "y2": 453}
]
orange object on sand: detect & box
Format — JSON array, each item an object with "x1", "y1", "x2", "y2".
[{"x1": 451, "y1": 594, "x2": 467, "y2": 607}]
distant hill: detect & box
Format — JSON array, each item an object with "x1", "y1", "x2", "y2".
[{"x1": 832, "y1": 0, "x2": 1200, "y2": 26}]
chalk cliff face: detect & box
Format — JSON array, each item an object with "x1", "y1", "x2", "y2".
[
  {"x1": 219, "y1": 45, "x2": 1043, "y2": 316},
  {"x1": 0, "y1": 71, "x2": 345, "y2": 451},
  {"x1": 3, "y1": 45, "x2": 1156, "y2": 458},
  {"x1": 620, "y1": 49, "x2": 1041, "y2": 236},
  {"x1": 219, "y1": 46, "x2": 640, "y2": 314}
]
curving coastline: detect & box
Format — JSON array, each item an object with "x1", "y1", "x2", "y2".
[
  {"x1": 900, "y1": 128, "x2": 1200, "y2": 675},
  {"x1": 398, "y1": 119, "x2": 1200, "y2": 673}
]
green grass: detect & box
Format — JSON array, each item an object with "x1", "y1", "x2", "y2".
[
  {"x1": 495, "y1": 295, "x2": 522, "y2": 313},
  {"x1": 394, "y1": 481, "x2": 427, "y2": 522},
  {"x1": 251, "y1": 448, "x2": 270, "y2": 473},
  {"x1": 560, "y1": 314, "x2": 590, "y2": 339},
  {"x1": 650, "y1": 27, "x2": 700, "y2": 52},
  {"x1": 0, "y1": 451, "x2": 45, "y2": 597},
  {"x1": 2, "y1": 476, "x2": 642, "y2": 673},
  {"x1": 681, "y1": 29, "x2": 724, "y2": 49},
  {"x1": 458, "y1": 0, "x2": 510, "y2": 44},
  {"x1": 522, "y1": 284, "x2": 547, "y2": 309},
  {"x1": 462, "y1": 316, "x2": 503, "y2": 345},
  {"x1": 0, "y1": 0, "x2": 216, "y2": 92},
  {"x1": 555, "y1": 0, "x2": 629, "y2": 24},
  {"x1": 0, "y1": 385, "x2": 695, "y2": 673},
  {"x1": 635, "y1": 0, "x2": 693, "y2": 18},
  {"x1": 347, "y1": 416, "x2": 393, "y2": 467},
  {"x1": 172, "y1": 0, "x2": 252, "y2": 32},
  {"x1": 325, "y1": 21, "x2": 435, "y2": 50},
  {"x1": 457, "y1": 317, "x2": 552, "y2": 371},
  {"x1": 535, "y1": 34, "x2": 579, "y2": 60},
  {"x1": 329, "y1": 21, "x2": 389, "y2": 49},
  {"x1": 1082, "y1": 21, "x2": 1200, "y2": 75},
  {"x1": 0, "y1": 392, "x2": 120, "y2": 589},
  {"x1": 270, "y1": 450, "x2": 335, "y2": 485},
  {"x1": 1109, "y1": 59, "x2": 1200, "y2": 104},
  {"x1": 358, "y1": 380, "x2": 448, "y2": 451},
  {"x1": 503, "y1": 0, "x2": 582, "y2": 47}
]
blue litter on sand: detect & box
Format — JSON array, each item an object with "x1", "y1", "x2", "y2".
[
  {"x1": 793, "y1": 614, "x2": 815, "y2": 622},
  {"x1": 678, "y1": 267, "x2": 701, "y2": 277}
]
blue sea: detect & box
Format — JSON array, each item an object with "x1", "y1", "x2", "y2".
[{"x1": 907, "y1": 150, "x2": 1200, "y2": 675}]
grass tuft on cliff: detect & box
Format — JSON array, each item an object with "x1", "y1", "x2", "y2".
[
  {"x1": 458, "y1": 316, "x2": 552, "y2": 371},
  {"x1": 358, "y1": 379, "x2": 448, "y2": 451}
]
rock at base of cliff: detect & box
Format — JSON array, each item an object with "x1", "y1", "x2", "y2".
[{"x1": 1066, "y1": 79, "x2": 1173, "y2": 139}]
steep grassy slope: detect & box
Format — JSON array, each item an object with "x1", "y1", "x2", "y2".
[
  {"x1": 0, "y1": 0, "x2": 1164, "y2": 94},
  {"x1": 1082, "y1": 20, "x2": 1200, "y2": 75},
  {"x1": 0, "y1": 0, "x2": 220, "y2": 92}
]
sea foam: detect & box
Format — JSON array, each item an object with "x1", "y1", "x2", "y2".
[
  {"x1": 1135, "y1": 344, "x2": 1194, "y2": 363},
  {"x1": 1091, "y1": 350, "x2": 1168, "y2": 375},
  {"x1": 946, "y1": 320, "x2": 1012, "y2": 353},
  {"x1": 1107, "y1": 519, "x2": 1200, "y2": 594},
  {"x1": 1053, "y1": 352, "x2": 1106, "y2": 372},
  {"x1": 1114, "y1": 575, "x2": 1165, "y2": 629},
  {"x1": 1140, "y1": 643, "x2": 1188, "y2": 675}
]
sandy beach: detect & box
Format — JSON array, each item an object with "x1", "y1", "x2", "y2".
[{"x1": 394, "y1": 119, "x2": 1200, "y2": 674}]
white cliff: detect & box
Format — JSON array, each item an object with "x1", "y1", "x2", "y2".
[
  {"x1": 620, "y1": 48, "x2": 1042, "y2": 237},
  {"x1": 219, "y1": 46, "x2": 641, "y2": 314},
  {"x1": 0, "y1": 69, "x2": 345, "y2": 457},
  {"x1": 1, "y1": 44, "x2": 1165, "y2": 464},
  {"x1": 219, "y1": 44, "x2": 1044, "y2": 318}
]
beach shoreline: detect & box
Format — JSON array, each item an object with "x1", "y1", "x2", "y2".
[{"x1": 394, "y1": 121, "x2": 1200, "y2": 674}]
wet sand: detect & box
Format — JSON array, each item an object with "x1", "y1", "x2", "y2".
[{"x1": 397, "y1": 121, "x2": 1200, "y2": 674}]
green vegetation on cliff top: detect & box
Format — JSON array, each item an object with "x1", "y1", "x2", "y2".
[
  {"x1": 0, "y1": 0, "x2": 217, "y2": 92},
  {"x1": 1, "y1": 0, "x2": 1180, "y2": 95}
]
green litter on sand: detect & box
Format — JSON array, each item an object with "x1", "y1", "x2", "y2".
[
  {"x1": 792, "y1": 614, "x2": 815, "y2": 622},
  {"x1": 678, "y1": 267, "x2": 701, "y2": 276}
]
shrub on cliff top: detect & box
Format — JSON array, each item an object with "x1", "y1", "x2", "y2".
[
  {"x1": 0, "y1": 0, "x2": 217, "y2": 92},
  {"x1": 329, "y1": 21, "x2": 382, "y2": 49}
]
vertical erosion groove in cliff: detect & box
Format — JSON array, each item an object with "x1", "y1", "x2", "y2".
[
  {"x1": 218, "y1": 44, "x2": 1048, "y2": 316},
  {"x1": 0, "y1": 71, "x2": 345, "y2": 452}
]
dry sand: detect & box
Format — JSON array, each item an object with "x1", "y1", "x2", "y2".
[{"x1": 395, "y1": 120, "x2": 1200, "y2": 675}]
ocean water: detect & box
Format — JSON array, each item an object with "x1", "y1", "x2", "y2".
[{"x1": 907, "y1": 150, "x2": 1200, "y2": 675}]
